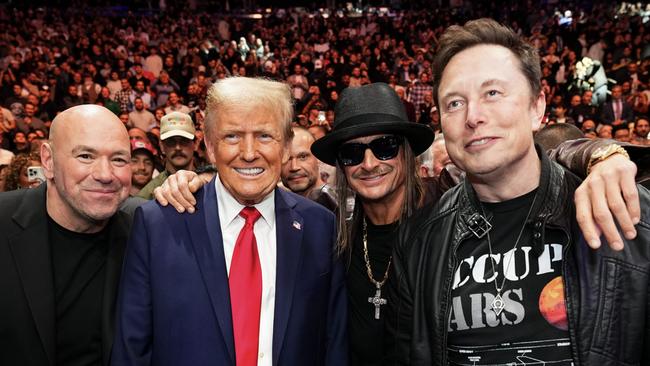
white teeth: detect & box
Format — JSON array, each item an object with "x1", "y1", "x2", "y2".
[
  {"x1": 469, "y1": 138, "x2": 490, "y2": 146},
  {"x1": 235, "y1": 167, "x2": 264, "y2": 175}
]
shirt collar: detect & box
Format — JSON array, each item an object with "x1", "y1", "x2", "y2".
[{"x1": 215, "y1": 174, "x2": 275, "y2": 228}]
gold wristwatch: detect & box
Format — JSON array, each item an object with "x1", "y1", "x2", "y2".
[{"x1": 587, "y1": 144, "x2": 630, "y2": 174}]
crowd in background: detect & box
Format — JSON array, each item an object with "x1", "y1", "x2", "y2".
[{"x1": 0, "y1": 1, "x2": 649, "y2": 192}]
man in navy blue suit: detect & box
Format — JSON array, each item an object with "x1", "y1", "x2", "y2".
[
  {"x1": 600, "y1": 85, "x2": 634, "y2": 126},
  {"x1": 111, "y1": 77, "x2": 347, "y2": 366}
]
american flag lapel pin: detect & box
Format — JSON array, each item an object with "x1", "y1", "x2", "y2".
[{"x1": 292, "y1": 221, "x2": 301, "y2": 230}]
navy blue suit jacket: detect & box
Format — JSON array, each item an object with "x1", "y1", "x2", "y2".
[{"x1": 111, "y1": 179, "x2": 347, "y2": 366}]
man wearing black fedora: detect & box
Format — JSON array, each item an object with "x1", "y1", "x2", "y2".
[
  {"x1": 151, "y1": 81, "x2": 641, "y2": 365},
  {"x1": 309, "y1": 82, "x2": 441, "y2": 365}
]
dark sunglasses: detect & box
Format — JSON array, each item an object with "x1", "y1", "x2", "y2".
[{"x1": 337, "y1": 135, "x2": 403, "y2": 167}]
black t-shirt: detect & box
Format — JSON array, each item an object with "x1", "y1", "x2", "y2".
[
  {"x1": 447, "y1": 189, "x2": 573, "y2": 365},
  {"x1": 49, "y1": 216, "x2": 109, "y2": 366},
  {"x1": 347, "y1": 220, "x2": 397, "y2": 365}
]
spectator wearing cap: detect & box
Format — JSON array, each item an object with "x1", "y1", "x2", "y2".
[
  {"x1": 137, "y1": 111, "x2": 195, "y2": 199},
  {"x1": 130, "y1": 139, "x2": 156, "y2": 196},
  {"x1": 128, "y1": 97, "x2": 156, "y2": 132}
]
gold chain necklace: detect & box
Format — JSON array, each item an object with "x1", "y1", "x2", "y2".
[{"x1": 363, "y1": 218, "x2": 392, "y2": 320}]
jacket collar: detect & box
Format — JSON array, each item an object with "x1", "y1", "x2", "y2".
[
  {"x1": 455, "y1": 145, "x2": 570, "y2": 251},
  {"x1": 187, "y1": 178, "x2": 304, "y2": 366},
  {"x1": 9, "y1": 183, "x2": 129, "y2": 366},
  {"x1": 9, "y1": 184, "x2": 55, "y2": 365}
]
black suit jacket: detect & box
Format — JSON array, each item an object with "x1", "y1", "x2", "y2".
[
  {"x1": 0, "y1": 184, "x2": 131, "y2": 366},
  {"x1": 600, "y1": 99, "x2": 634, "y2": 125}
]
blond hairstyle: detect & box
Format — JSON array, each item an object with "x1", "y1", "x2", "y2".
[{"x1": 204, "y1": 77, "x2": 294, "y2": 142}]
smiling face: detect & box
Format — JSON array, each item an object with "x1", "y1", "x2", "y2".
[
  {"x1": 130, "y1": 151, "x2": 154, "y2": 188},
  {"x1": 42, "y1": 105, "x2": 131, "y2": 232},
  {"x1": 342, "y1": 134, "x2": 406, "y2": 203},
  {"x1": 438, "y1": 44, "x2": 544, "y2": 183},
  {"x1": 205, "y1": 105, "x2": 288, "y2": 205}
]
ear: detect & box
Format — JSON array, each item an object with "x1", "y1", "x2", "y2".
[
  {"x1": 281, "y1": 143, "x2": 290, "y2": 165},
  {"x1": 531, "y1": 90, "x2": 546, "y2": 130},
  {"x1": 204, "y1": 138, "x2": 216, "y2": 164},
  {"x1": 40, "y1": 142, "x2": 54, "y2": 180},
  {"x1": 419, "y1": 165, "x2": 430, "y2": 178}
]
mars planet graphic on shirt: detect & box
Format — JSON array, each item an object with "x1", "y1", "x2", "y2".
[{"x1": 539, "y1": 276, "x2": 568, "y2": 330}]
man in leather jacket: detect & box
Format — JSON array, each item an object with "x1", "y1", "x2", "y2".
[{"x1": 385, "y1": 18, "x2": 650, "y2": 365}]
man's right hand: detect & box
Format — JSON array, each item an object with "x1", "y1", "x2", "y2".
[{"x1": 153, "y1": 170, "x2": 213, "y2": 213}]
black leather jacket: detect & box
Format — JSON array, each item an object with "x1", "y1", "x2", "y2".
[{"x1": 385, "y1": 149, "x2": 650, "y2": 365}]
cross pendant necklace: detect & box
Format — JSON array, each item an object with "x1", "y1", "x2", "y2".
[
  {"x1": 368, "y1": 283, "x2": 388, "y2": 319},
  {"x1": 362, "y1": 218, "x2": 392, "y2": 320}
]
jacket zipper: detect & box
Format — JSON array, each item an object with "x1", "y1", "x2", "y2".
[{"x1": 440, "y1": 234, "x2": 464, "y2": 365}]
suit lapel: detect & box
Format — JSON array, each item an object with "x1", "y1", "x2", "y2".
[
  {"x1": 101, "y1": 212, "x2": 129, "y2": 366},
  {"x1": 272, "y1": 189, "x2": 303, "y2": 365},
  {"x1": 8, "y1": 184, "x2": 56, "y2": 366},
  {"x1": 186, "y1": 178, "x2": 235, "y2": 365}
]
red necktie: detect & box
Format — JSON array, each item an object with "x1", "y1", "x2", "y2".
[{"x1": 229, "y1": 207, "x2": 262, "y2": 366}]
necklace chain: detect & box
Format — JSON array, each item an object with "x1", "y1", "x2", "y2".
[
  {"x1": 480, "y1": 192, "x2": 538, "y2": 312},
  {"x1": 362, "y1": 218, "x2": 392, "y2": 287}
]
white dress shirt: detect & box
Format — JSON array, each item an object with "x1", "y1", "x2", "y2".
[{"x1": 215, "y1": 175, "x2": 276, "y2": 366}]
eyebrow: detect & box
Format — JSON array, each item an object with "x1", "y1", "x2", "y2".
[
  {"x1": 71, "y1": 145, "x2": 130, "y2": 156},
  {"x1": 71, "y1": 145, "x2": 99, "y2": 155},
  {"x1": 480, "y1": 78, "x2": 506, "y2": 88},
  {"x1": 440, "y1": 79, "x2": 507, "y2": 101}
]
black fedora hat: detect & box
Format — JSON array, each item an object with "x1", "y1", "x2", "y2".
[{"x1": 311, "y1": 83, "x2": 434, "y2": 166}]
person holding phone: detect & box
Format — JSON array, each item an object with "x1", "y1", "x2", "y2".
[{"x1": 3, "y1": 151, "x2": 41, "y2": 191}]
